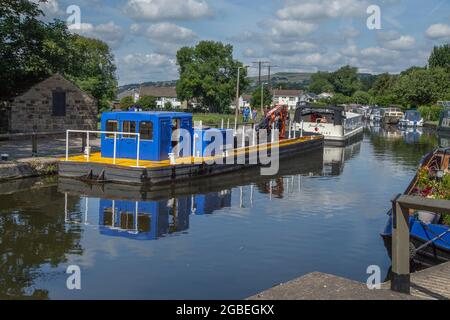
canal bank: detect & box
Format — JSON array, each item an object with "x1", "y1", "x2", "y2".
[
  {"x1": 0, "y1": 157, "x2": 58, "y2": 182},
  {"x1": 249, "y1": 261, "x2": 450, "y2": 300},
  {"x1": 0, "y1": 125, "x2": 446, "y2": 299}
]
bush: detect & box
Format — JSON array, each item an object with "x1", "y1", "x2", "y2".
[{"x1": 418, "y1": 105, "x2": 444, "y2": 121}]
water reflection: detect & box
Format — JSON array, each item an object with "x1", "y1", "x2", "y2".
[
  {"x1": 0, "y1": 126, "x2": 442, "y2": 299},
  {"x1": 58, "y1": 151, "x2": 325, "y2": 241},
  {"x1": 0, "y1": 182, "x2": 82, "y2": 299}
]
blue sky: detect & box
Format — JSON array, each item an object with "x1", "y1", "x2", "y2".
[{"x1": 35, "y1": 0, "x2": 450, "y2": 85}]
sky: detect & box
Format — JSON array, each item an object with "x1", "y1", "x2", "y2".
[{"x1": 34, "y1": 0, "x2": 450, "y2": 85}]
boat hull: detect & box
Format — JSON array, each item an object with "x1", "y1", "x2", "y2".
[{"x1": 59, "y1": 136, "x2": 324, "y2": 185}]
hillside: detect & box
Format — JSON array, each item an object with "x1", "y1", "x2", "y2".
[{"x1": 118, "y1": 72, "x2": 373, "y2": 96}]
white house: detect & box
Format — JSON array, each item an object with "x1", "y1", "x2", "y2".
[
  {"x1": 118, "y1": 86, "x2": 183, "y2": 109},
  {"x1": 318, "y1": 92, "x2": 334, "y2": 100},
  {"x1": 140, "y1": 87, "x2": 182, "y2": 108},
  {"x1": 271, "y1": 89, "x2": 302, "y2": 110}
]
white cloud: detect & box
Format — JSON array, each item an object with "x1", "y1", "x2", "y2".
[
  {"x1": 360, "y1": 47, "x2": 400, "y2": 60},
  {"x1": 426, "y1": 23, "x2": 450, "y2": 39},
  {"x1": 277, "y1": 0, "x2": 368, "y2": 21},
  {"x1": 119, "y1": 53, "x2": 178, "y2": 84},
  {"x1": 124, "y1": 0, "x2": 211, "y2": 21},
  {"x1": 146, "y1": 23, "x2": 197, "y2": 42},
  {"x1": 31, "y1": 0, "x2": 61, "y2": 19},
  {"x1": 69, "y1": 21, "x2": 125, "y2": 48},
  {"x1": 340, "y1": 44, "x2": 359, "y2": 57},
  {"x1": 129, "y1": 23, "x2": 197, "y2": 54},
  {"x1": 383, "y1": 35, "x2": 415, "y2": 50},
  {"x1": 270, "y1": 20, "x2": 317, "y2": 38},
  {"x1": 270, "y1": 41, "x2": 318, "y2": 55}
]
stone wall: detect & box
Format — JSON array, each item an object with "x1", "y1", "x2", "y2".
[
  {"x1": 0, "y1": 103, "x2": 9, "y2": 133},
  {"x1": 9, "y1": 74, "x2": 97, "y2": 133}
]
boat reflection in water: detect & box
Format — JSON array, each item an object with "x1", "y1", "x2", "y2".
[
  {"x1": 59, "y1": 150, "x2": 324, "y2": 241},
  {"x1": 323, "y1": 139, "x2": 362, "y2": 176}
]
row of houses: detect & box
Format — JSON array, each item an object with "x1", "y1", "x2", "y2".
[
  {"x1": 0, "y1": 73, "x2": 334, "y2": 134},
  {"x1": 119, "y1": 87, "x2": 335, "y2": 111}
]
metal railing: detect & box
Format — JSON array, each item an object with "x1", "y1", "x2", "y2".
[
  {"x1": 66, "y1": 130, "x2": 142, "y2": 167},
  {"x1": 391, "y1": 194, "x2": 450, "y2": 294}
]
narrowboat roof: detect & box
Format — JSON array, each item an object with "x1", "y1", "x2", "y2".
[{"x1": 103, "y1": 111, "x2": 192, "y2": 118}]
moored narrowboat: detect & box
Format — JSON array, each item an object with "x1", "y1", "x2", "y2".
[
  {"x1": 59, "y1": 108, "x2": 324, "y2": 185},
  {"x1": 381, "y1": 147, "x2": 450, "y2": 265},
  {"x1": 398, "y1": 110, "x2": 424, "y2": 128}
]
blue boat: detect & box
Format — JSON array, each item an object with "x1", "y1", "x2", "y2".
[
  {"x1": 398, "y1": 110, "x2": 424, "y2": 128},
  {"x1": 381, "y1": 147, "x2": 450, "y2": 264}
]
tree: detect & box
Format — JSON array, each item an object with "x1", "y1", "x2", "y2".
[
  {"x1": 308, "y1": 72, "x2": 333, "y2": 94},
  {"x1": 119, "y1": 96, "x2": 134, "y2": 110},
  {"x1": 164, "y1": 101, "x2": 173, "y2": 109},
  {"x1": 66, "y1": 35, "x2": 117, "y2": 113},
  {"x1": 137, "y1": 95, "x2": 157, "y2": 110},
  {"x1": 0, "y1": 1, "x2": 118, "y2": 113},
  {"x1": 428, "y1": 44, "x2": 450, "y2": 69},
  {"x1": 329, "y1": 65, "x2": 362, "y2": 96},
  {"x1": 250, "y1": 85, "x2": 273, "y2": 110},
  {"x1": 176, "y1": 41, "x2": 249, "y2": 113},
  {"x1": 391, "y1": 68, "x2": 436, "y2": 107},
  {"x1": 352, "y1": 90, "x2": 372, "y2": 105},
  {"x1": 330, "y1": 93, "x2": 351, "y2": 105},
  {"x1": 369, "y1": 73, "x2": 396, "y2": 97}
]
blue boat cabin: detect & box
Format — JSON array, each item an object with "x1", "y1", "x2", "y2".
[{"x1": 100, "y1": 111, "x2": 193, "y2": 161}]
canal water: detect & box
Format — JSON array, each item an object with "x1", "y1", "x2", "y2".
[{"x1": 0, "y1": 125, "x2": 446, "y2": 299}]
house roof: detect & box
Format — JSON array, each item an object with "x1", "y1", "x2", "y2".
[
  {"x1": 3, "y1": 73, "x2": 96, "y2": 103},
  {"x1": 272, "y1": 89, "x2": 302, "y2": 97},
  {"x1": 119, "y1": 86, "x2": 178, "y2": 100}
]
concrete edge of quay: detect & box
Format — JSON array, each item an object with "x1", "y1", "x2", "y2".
[
  {"x1": 247, "y1": 272, "x2": 420, "y2": 300},
  {"x1": 0, "y1": 157, "x2": 59, "y2": 182}
]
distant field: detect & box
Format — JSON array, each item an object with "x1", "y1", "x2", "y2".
[{"x1": 247, "y1": 72, "x2": 313, "y2": 84}]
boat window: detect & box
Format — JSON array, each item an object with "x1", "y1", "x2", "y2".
[
  {"x1": 122, "y1": 120, "x2": 136, "y2": 138},
  {"x1": 139, "y1": 121, "x2": 153, "y2": 141},
  {"x1": 105, "y1": 120, "x2": 118, "y2": 138}
]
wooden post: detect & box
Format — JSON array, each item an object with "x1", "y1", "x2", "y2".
[
  {"x1": 82, "y1": 134, "x2": 87, "y2": 153},
  {"x1": 32, "y1": 134, "x2": 37, "y2": 157},
  {"x1": 391, "y1": 194, "x2": 410, "y2": 294}
]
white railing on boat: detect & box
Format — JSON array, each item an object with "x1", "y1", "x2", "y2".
[{"x1": 65, "y1": 130, "x2": 142, "y2": 167}]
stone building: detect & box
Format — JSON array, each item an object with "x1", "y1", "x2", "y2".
[{"x1": 0, "y1": 74, "x2": 97, "y2": 134}]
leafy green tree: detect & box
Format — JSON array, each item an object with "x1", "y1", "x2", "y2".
[
  {"x1": 137, "y1": 95, "x2": 157, "y2": 110},
  {"x1": 418, "y1": 105, "x2": 444, "y2": 122},
  {"x1": 119, "y1": 96, "x2": 134, "y2": 110},
  {"x1": 391, "y1": 67, "x2": 450, "y2": 107},
  {"x1": 176, "y1": 41, "x2": 249, "y2": 113},
  {"x1": 352, "y1": 90, "x2": 372, "y2": 105},
  {"x1": 309, "y1": 78, "x2": 334, "y2": 94},
  {"x1": 330, "y1": 93, "x2": 351, "y2": 105},
  {"x1": 369, "y1": 73, "x2": 396, "y2": 97},
  {"x1": 164, "y1": 101, "x2": 173, "y2": 109},
  {"x1": 251, "y1": 85, "x2": 273, "y2": 110},
  {"x1": 308, "y1": 72, "x2": 333, "y2": 94},
  {"x1": 329, "y1": 65, "x2": 362, "y2": 96},
  {"x1": 0, "y1": 1, "x2": 117, "y2": 113},
  {"x1": 428, "y1": 44, "x2": 450, "y2": 69},
  {"x1": 66, "y1": 35, "x2": 117, "y2": 113}
]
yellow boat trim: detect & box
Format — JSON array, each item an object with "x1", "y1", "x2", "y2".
[{"x1": 61, "y1": 135, "x2": 322, "y2": 169}]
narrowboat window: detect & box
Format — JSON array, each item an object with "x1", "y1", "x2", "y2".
[
  {"x1": 106, "y1": 120, "x2": 118, "y2": 138},
  {"x1": 140, "y1": 121, "x2": 153, "y2": 140},
  {"x1": 122, "y1": 121, "x2": 136, "y2": 138}
]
